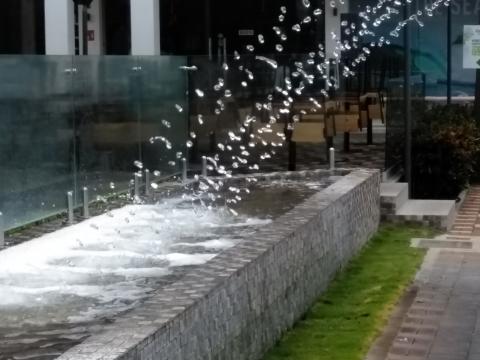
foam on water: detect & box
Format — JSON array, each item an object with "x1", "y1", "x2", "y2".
[{"x1": 0, "y1": 201, "x2": 269, "y2": 324}]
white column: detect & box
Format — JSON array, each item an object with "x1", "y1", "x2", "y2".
[
  {"x1": 130, "y1": 0, "x2": 160, "y2": 55},
  {"x1": 44, "y1": 0, "x2": 75, "y2": 55},
  {"x1": 88, "y1": 0, "x2": 104, "y2": 55},
  {"x1": 325, "y1": 0, "x2": 349, "y2": 60}
]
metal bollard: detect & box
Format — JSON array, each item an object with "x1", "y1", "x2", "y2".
[
  {"x1": 67, "y1": 191, "x2": 74, "y2": 224},
  {"x1": 182, "y1": 158, "x2": 188, "y2": 182},
  {"x1": 83, "y1": 187, "x2": 90, "y2": 219},
  {"x1": 145, "y1": 169, "x2": 151, "y2": 196},
  {"x1": 0, "y1": 212, "x2": 4, "y2": 248},
  {"x1": 202, "y1": 156, "x2": 208, "y2": 177},
  {"x1": 329, "y1": 147, "x2": 335, "y2": 171},
  {"x1": 134, "y1": 172, "x2": 140, "y2": 199}
]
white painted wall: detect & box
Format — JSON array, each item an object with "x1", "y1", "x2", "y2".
[
  {"x1": 88, "y1": 0, "x2": 104, "y2": 55},
  {"x1": 325, "y1": 0, "x2": 349, "y2": 60},
  {"x1": 44, "y1": 0, "x2": 75, "y2": 55},
  {"x1": 130, "y1": 0, "x2": 160, "y2": 55}
]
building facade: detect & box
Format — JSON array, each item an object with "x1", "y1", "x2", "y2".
[{"x1": 0, "y1": 0, "x2": 345, "y2": 57}]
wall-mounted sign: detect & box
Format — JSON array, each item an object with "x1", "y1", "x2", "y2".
[
  {"x1": 238, "y1": 29, "x2": 255, "y2": 36},
  {"x1": 463, "y1": 25, "x2": 480, "y2": 69}
]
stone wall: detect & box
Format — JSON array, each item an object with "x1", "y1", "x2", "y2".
[{"x1": 58, "y1": 169, "x2": 381, "y2": 360}]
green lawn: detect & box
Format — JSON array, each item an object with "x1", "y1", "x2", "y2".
[{"x1": 264, "y1": 225, "x2": 433, "y2": 360}]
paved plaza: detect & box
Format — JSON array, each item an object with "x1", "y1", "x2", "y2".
[{"x1": 368, "y1": 187, "x2": 480, "y2": 360}]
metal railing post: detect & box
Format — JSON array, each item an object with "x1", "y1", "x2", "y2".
[
  {"x1": 67, "y1": 191, "x2": 74, "y2": 224},
  {"x1": 83, "y1": 187, "x2": 90, "y2": 219},
  {"x1": 182, "y1": 158, "x2": 188, "y2": 182},
  {"x1": 202, "y1": 156, "x2": 208, "y2": 177},
  {"x1": 329, "y1": 147, "x2": 335, "y2": 171},
  {"x1": 134, "y1": 172, "x2": 141, "y2": 199},
  {"x1": 145, "y1": 169, "x2": 151, "y2": 196},
  {"x1": 0, "y1": 212, "x2": 4, "y2": 248}
]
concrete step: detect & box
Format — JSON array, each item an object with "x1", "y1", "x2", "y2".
[
  {"x1": 380, "y1": 182, "x2": 409, "y2": 216},
  {"x1": 395, "y1": 200, "x2": 456, "y2": 231}
]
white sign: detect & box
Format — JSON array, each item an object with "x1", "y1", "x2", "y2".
[{"x1": 463, "y1": 25, "x2": 480, "y2": 69}]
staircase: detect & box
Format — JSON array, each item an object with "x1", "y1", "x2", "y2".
[{"x1": 380, "y1": 183, "x2": 456, "y2": 231}]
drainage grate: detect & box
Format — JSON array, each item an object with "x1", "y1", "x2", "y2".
[{"x1": 417, "y1": 240, "x2": 472, "y2": 249}]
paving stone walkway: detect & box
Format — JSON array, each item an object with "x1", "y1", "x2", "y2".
[{"x1": 368, "y1": 187, "x2": 480, "y2": 360}]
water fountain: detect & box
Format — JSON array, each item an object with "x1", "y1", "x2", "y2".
[{"x1": 0, "y1": 0, "x2": 451, "y2": 359}]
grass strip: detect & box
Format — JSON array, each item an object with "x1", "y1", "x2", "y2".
[{"x1": 264, "y1": 225, "x2": 433, "y2": 360}]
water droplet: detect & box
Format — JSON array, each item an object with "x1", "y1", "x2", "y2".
[
  {"x1": 195, "y1": 89, "x2": 205, "y2": 97},
  {"x1": 246, "y1": 45, "x2": 255, "y2": 52},
  {"x1": 175, "y1": 104, "x2": 183, "y2": 112},
  {"x1": 186, "y1": 140, "x2": 194, "y2": 148},
  {"x1": 161, "y1": 119, "x2": 171, "y2": 128},
  {"x1": 134, "y1": 160, "x2": 143, "y2": 169},
  {"x1": 276, "y1": 44, "x2": 284, "y2": 52},
  {"x1": 258, "y1": 34, "x2": 265, "y2": 44}
]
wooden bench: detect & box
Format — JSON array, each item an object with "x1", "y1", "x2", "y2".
[
  {"x1": 288, "y1": 122, "x2": 326, "y2": 171},
  {"x1": 333, "y1": 113, "x2": 360, "y2": 152}
]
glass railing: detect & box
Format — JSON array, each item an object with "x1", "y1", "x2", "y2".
[
  {"x1": 0, "y1": 55, "x2": 188, "y2": 231},
  {"x1": 385, "y1": 73, "x2": 426, "y2": 176}
]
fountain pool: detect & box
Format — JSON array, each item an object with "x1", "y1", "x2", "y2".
[{"x1": 0, "y1": 171, "x2": 336, "y2": 360}]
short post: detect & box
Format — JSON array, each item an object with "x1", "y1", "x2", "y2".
[
  {"x1": 343, "y1": 132, "x2": 350, "y2": 153},
  {"x1": 134, "y1": 172, "x2": 140, "y2": 198},
  {"x1": 67, "y1": 191, "x2": 74, "y2": 224},
  {"x1": 202, "y1": 156, "x2": 208, "y2": 177},
  {"x1": 83, "y1": 187, "x2": 89, "y2": 219},
  {"x1": 145, "y1": 169, "x2": 151, "y2": 196},
  {"x1": 325, "y1": 136, "x2": 334, "y2": 160},
  {"x1": 0, "y1": 212, "x2": 4, "y2": 248},
  {"x1": 288, "y1": 141, "x2": 297, "y2": 171},
  {"x1": 329, "y1": 147, "x2": 335, "y2": 171},
  {"x1": 182, "y1": 158, "x2": 188, "y2": 182}
]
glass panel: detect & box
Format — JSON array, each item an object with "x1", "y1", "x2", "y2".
[
  {"x1": 0, "y1": 55, "x2": 75, "y2": 230},
  {"x1": 0, "y1": 55, "x2": 188, "y2": 231},
  {"x1": 385, "y1": 73, "x2": 426, "y2": 174},
  {"x1": 72, "y1": 55, "x2": 139, "y2": 202},
  {"x1": 136, "y1": 56, "x2": 188, "y2": 177}
]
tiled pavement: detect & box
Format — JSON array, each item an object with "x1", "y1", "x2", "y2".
[
  {"x1": 259, "y1": 140, "x2": 385, "y2": 172},
  {"x1": 369, "y1": 187, "x2": 480, "y2": 360}
]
